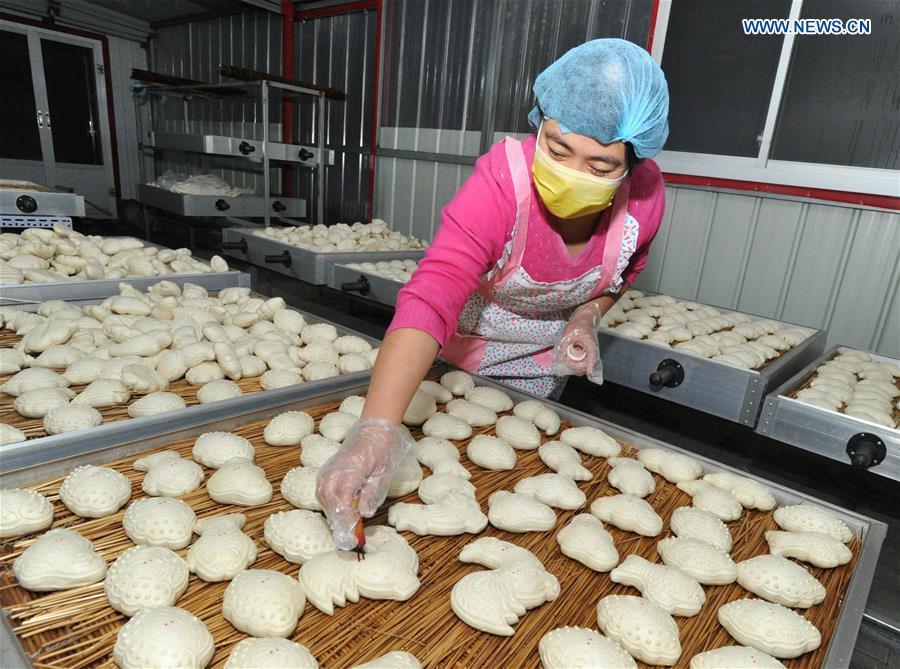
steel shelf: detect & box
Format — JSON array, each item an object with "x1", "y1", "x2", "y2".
[
  {"x1": 329, "y1": 263, "x2": 405, "y2": 306},
  {"x1": 138, "y1": 184, "x2": 306, "y2": 219},
  {"x1": 596, "y1": 315, "x2": 826, "y2": 426},
  {"x1": 222, "y1": 228, "x2": 425, "y2": 286},
  {"x1": 0, "y1": 366, "x2": 885, "y2": 668},
  {"x1": 0, "y1": 181, "x2": 84, "y2": 217},
  {"x1": 150, "y1": 131, "x2": 334, "y2": 167},
  {"x1": 756, "y1": 345, "x2": 900, "y2": 481}
]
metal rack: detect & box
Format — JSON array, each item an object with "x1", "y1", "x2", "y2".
[
  {"x1": 330, "y1": 263, "x2": 408, "y2": 306},
  {"x1": 595, "y1": 314, "x2": 826, "y2": 426},
  {"x1": 757, "y1": 345, "x2": 900, "y2": 480},
  {"x1": 134, "y1": 77, "x2": 335, "y2": 227},
  {"x1": 0, "y1": 367, "x2": 886, "y2": 668},
  {"x1": 222, "y1": 227, "x2": 426, "y2": 286},
  {"x1": 0, "y1": 180, "x2": 84, "y2": 226}
]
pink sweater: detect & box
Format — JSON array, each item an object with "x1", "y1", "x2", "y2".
[{"x1": 388, "y1": 135, "x2": 666, "y2": 347}]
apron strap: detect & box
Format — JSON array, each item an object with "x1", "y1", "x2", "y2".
[
  {"x1": 483, "y1": 137, "x2": 532, "y2": 287},
  {"x1": 590, "y1": 175, "x2": 631, "y2": 299}
]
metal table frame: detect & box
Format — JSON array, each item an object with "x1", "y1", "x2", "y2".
[
  {"x1": 756, "y1": 345, "x2": 900, "y2": 481},
  {"x1": 0, "y1": 368, "x2": 886, "y2": 668}
]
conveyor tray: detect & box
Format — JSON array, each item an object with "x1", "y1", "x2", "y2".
[
  {"x1": 0, "y1": 369, "x2": 886, "y2": 668},
  {"x1": 150, "y1": 131, "x2": 335, "y2": 166},
  {"x1": 597, "y1": 313, "x2": 826, "y2": 426},
  {"x1": 138, "y1": 184, "x2": 306, "y2": 218},
  {"x1": 757, "y1": 345, "x2": 900, "y2": 480},
  {"x1": 222, "y1": 227, "x2": 425, "y2": 285},
  {"x1": 0, "y1": 180, "x2": 85, "y2": 217},
  {"x1": 330, "y1": 262, "x2": 406, "y2": 306},
  {"x1": 0, "y1": 270, "x2": 250, "y2": 307}
]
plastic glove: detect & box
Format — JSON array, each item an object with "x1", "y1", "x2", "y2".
[
  {"x1": 550, "y1": 302, "x2": 604, "y2": 383},
  {"x1": 315, "y1": 417, "x2": 415, "y2": 550}
]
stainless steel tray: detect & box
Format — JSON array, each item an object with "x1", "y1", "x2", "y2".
[
  {"x1": 0, "y1": 181, "x2": 85, "y2": 217},
  {"x1": 756, "y1": 345, "x2": 900, "y2": 480},
  {"x1": 0, "y1": 369, "x2": 886, "y2": 668},
  {"x1": 0, "y1": 270, "x2": 251, "y2": 307},
  {"x1": 222, "y1": 228, "x2": 426, "y2": 286},
  {"x1": 150, "y1": 131, "x2": 335, "y2": 166},
  {"x1": 329, "y1": 263, "x2": 405, "y2": 306},
  {"x1": 138, "y1": 184, "x2": 307, "y2": 218},
  {"x1": 0, "y1": 308, "x2": 379, "y2": 485},
  {"x1": 596, "y1": 318, "x2": 826, "y2": 426}
]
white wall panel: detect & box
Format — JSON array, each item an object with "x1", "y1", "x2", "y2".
[{"x1": 107, "y1": 35, "x2": 148, "y2": 200}]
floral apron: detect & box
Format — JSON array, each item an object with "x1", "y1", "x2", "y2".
[{"x1": 440, "y1": 136, "x2": 640, "y2": 398}]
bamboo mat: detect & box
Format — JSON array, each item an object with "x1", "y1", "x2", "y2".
[
  {"x1": 0, "y1": 398, "x2": 861, "y2": 669},
  {"x1": 788, "y1": 349, "x2": 900, "y2": 427}
]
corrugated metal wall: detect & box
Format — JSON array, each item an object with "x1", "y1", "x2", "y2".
[{"x1": 149, "y1": 8, "x2": 375, "y2": 223}]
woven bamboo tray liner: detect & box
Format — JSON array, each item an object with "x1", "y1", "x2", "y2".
[
  {"x1": 0, "y1": 399, "x2": 860, "y2": 669},
  {"x1": 787, "y1": 349, "x2": 900, "y2": 427}
]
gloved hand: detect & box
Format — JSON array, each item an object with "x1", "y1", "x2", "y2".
[
  {"x1": 550, "y1": 302, "x2": 604, "y2": 383},
  {"x1": 315, "y1": 417, "x2": 415, "y2": 550}
]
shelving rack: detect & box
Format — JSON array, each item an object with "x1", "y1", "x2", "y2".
[{"x1": 133, "y1": 72, "x2": 338, "y2": 227}]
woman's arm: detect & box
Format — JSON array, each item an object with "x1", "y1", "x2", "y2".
[{"x1": 361, "y1": 328, "x2": 440, "y2": 423}]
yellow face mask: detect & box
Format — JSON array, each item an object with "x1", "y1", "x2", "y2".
[{"x1": 532, "y1": 126, "x2": 627, "y2": 219}]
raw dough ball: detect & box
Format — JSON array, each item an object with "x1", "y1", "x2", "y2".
[
  {"x1": 487, "y1": 490, "x2": 555, "y2": 532},
  {"x1": 556, "y1": 513, "x2": 619, "y2": 572},
  {"x1": 773, "y1": 503, "x2": 853, "y2": 543},
  {"x1": 264, "y1": 410, "x2": 315, "y2": 446},
  {"x1": 350, "y1": 651, "x2": 421, "y2": 669},
  {"x1": 388, "y1": 491, "x2": 487, "y2": 536},
  {"x1": 514, "y1": 473, "x2": 586, "y2": 510},
  {"x1": 0, "y1": 423, "x2": 28, "y2": 446},
  {"x1": 105, "y1": 546, "x2": 190, "y2": 616},
  {"x1": 610, "y1": 554, "x2": 705, "y2": 616},
  {"x1": 207, "y1": 458, "x2": 273, "y2": 506},
  {"x1": 676, "y1": 479, "x2": 743, "y2": 521},
  {"x1": 590, "y1": 494, "x2": 662, "y2": 536},
  {"x1": 339, "y1": 395, "x2": 366, "y2": 416},
  {"x1": 338, "y1": 353, "x2": 371, "y2": 374},
  {"x1": 512, "y1": 400, "x2": 561, "y2": 435},
  {"x1": 73, "y1": 378, "x2": 130, "y2": 407},
  {"x1": 656, "y1": 537, "x2": 738, "y2": 585},
  {"x1": 764, "y1": 530, "x2": 852, "y2": 569},
  {"x1": 123, "y1": 497, "x2": 196, "y2": 549},
  {"x1": 387, "y1": 452, "x2": 423, "y2": 497},
  {"x1": 670, "y1": 506, "x2": 733, "y2": 553},
  {"x1": 13, "y1": 387, "x2": 73, "y2": 418},
  {"x1": 402, "y1": 390, "x2": 438, "y2": 426},
  {"x1": 717, "y1": 599, "x2": 821, "y2": 659},
  {"x1": 422, "y1": 412, "x2": 473, "y2": 440},
  {"x1": 264, "y1": 509, "x2": 336, "y2": 564},
  {"x1": 300, "y1": 434, "x2": 341, "y2": 467},
  {"x1": 260, "y1": 368, "x2": 304, "y2": 390},
  {"x1": 319, "y1": 411, "x2": 358, "y2": 441},
  {"x1": 186, "y1": 514, "x2": 257, "y2": 582},
  {"x1": 224, "y1": 569, "x2": 304, "y2": 636},
  {"x1": 415, "y1": 437, "x2": 470, "y2": 479},
  {"x1": 224, "y1": 638, "x2": 319, "y2": 669},
  {"x1": 192, "y1": 431, "x2": 255, "y2": 469},
  {"x1": 560, "y1": 426, "x2": 620, "y2": 457},
  {"x1": 418, "y1": 380, "x2": 453, "y2": 403},
  {"x1": 301, "y1": 322, "x2": 338, "y2": 344},
  {"x1": 13, "y1": 528, "x2": 106, "y2": 591},
  {"x1": 128, "y1": 391, "x2": 187, "y2": 418},
  {"x1": 596, "y1": 595, "x2": 681, "y2": 666},
  {"x1": 0, "y1": 488, "x2": 54, "y2": 538},
  {"x1": 736, "y1": 555, "x2": 826, "y2": 608},
  {"x1": 636, "y1": 448, "x2": 703, "y2": 483},
  {"x1": 196, "y1": 378, "x2": 242, "y2": 403},
  {"x1": 466, "y1": 435, "x2": 516, "y2": 470},
  {"x1": 495, "y1": 415, "x2": 541, "y2": 450},
  {"x1": 302, "y1": 361, "x2": 340, "y2": 381},
  {"x1": 43, "y1": 404, "x2": 102, "y2": 434},
  {"x1": 440, "y1": 370, "x2": 475, "y2": 396},
  {"x1": 464, "y1": 386, "x2": 513, "y2": 412},
  {"x1": 703, "y1": 471, "x2": 776, "y2": 510},
  {"x1": 113, "y1": 606, "x2": 214, "y2": 669},
  {"x1": 334, "y1": 334, "x2": 372, "y2": 354},
  {"x1": 538, "y1": 441, "x2": 592, "y2": 480},
  {"x1": 1, "y1": 367, "x2": 69, "y2": 396},
  {"x1": 417, "y1": 474, "x2": 477, "y2": 504},
  {"x1": 59, "y1": 464, "x2": 132, "y2": 518},
  {"x1": 133, "y1": 451, "x2": 204, "y2": 498},
  {"x1": 539, "y1": 626, "x2": 636, "y2": 669},
  {"x1": 281, "y1": 466, "x2": 322, "y2": 510},
  {"x1": 446, "y1": 398, "x2": 497, "y2": 427},
  {"x1": 689, "y1": 646, "x2": 786, "y2": 669},
  {"x1": 607, "y1": 457, "x2": 655, "y2": 498}
]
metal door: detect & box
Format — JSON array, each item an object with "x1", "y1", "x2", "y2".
[{"x1": 0, "y1": 21, "x2": 117, "y2": 218}]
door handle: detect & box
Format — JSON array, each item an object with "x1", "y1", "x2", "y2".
[
  {"x1": 36, "y1": 110, "x2": 43, "y2": 128},
  {"x1": 45, "y1": 111, "x2": 51, "y2": 128}
]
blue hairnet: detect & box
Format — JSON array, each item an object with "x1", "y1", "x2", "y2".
[{"x1": 527, "y1": 38, "x2": 669, "y2": 159}]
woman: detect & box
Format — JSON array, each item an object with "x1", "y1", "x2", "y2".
[{"x1": 318, "y1": 39, "x2": 669, "y2": 549}]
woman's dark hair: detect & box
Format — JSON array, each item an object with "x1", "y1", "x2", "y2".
[{"x1": 626, "y1": 142, "x2": 641, "y2": 169}]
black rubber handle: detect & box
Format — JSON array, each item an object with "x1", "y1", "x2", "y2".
[
  {"x1": 272, "y1": 200, "x2": 287, "y2": 212},
  {"x1": 222, "y1": 239, "x2": 247, "y2": 253},
  {"x1": 340, "y1": 275, "x2": 371, "y2": 296},
  {"x1": 649, "y1": 358, "x2": 685, "y2": 390},
  {"x1": 16, "y1": 195, "x2": 38, "y2": 213},
  {"x1": 264, "y1": 251, "x2": 292, "y2": 266},
  {"x1": 238, "y1": 141, "x2": 255, "y2": 155},
  {"x1": 846, "y1": 433, "x2": 886, "y2": 469},
  {"x1": 298, "y1": 148, "x2": 314, "y2": 161},
  {"x1": 215, "y1": 199, "x2": 230, "y2": 211}
]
